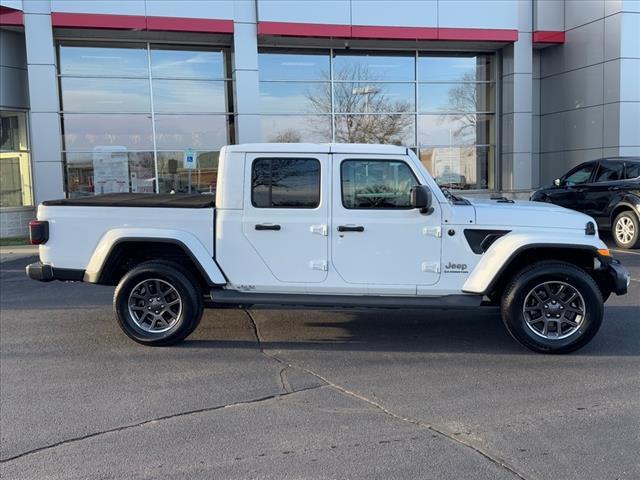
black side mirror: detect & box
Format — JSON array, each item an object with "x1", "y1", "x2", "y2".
[{"x1": 410, "y1": 185, "x2": 433, "y2": 214}]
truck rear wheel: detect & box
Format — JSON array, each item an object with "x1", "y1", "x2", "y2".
[
  {"x1": 501, "y1": 261, "x2": 603, "y2": 354},
  {"x1": 113, "y1": 261, "x2": 203, "y2": 346}
]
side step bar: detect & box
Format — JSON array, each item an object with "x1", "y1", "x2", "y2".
[{"x1": 208, "y1": 290, "x2": 483, "y2": 309}]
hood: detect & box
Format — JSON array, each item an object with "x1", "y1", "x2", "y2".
[{"x1": 468, "y1": 199, "x2": 593, "y2": 229}]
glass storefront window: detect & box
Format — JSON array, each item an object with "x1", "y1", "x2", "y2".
[
  {"x1": 258, "y1": 49, "x2": 496, "y2": 189},
  {"x1": 58, "y1": 44, "x2": 148, "y2": 77},
  {"x1": 156, "y1": 151, "x2": 219, "y2": 194},
  {"x1": 260, "y1": 115, "x2": 332, "y2": 143},
  {"x1": 333, "y1": 52, "x2": 415, "y2": 81},
  {"x1": 150, "y1": 48, "x2": 225, "y2": 79},
  {"x1": 0, "y1": 111, "x2": 32, "y2": 208},
  {"x1": 58, "y1": 42, "x2": 232, "y2": 196},
  {"x1": 60, "y1": 78, "x2": 151, "y2": 113}
]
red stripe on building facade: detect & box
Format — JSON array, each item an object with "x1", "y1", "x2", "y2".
[
  {"x1": 50, "y1": 12, "x2": 233, "y2": 33},
  {"x1": 532, "y1": 30, "x2": 566, "y2": 44},
  {"x1": 0, "y1": 6, "x2": 24, "y2": 26},
  {"x1": 259, "y1": 21, "x2": 518, "y2": 42}
]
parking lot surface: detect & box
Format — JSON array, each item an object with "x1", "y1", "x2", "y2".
[{"x1": 1, "y1": 244, "x2": 639, "y2": 479}]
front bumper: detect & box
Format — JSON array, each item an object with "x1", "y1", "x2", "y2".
[
  {"x1": 26, "y1": 262, "x2": 84, "y2": 283},
  {"x1": 606, "y1": 259, "x2": 631, "y2": 296}
]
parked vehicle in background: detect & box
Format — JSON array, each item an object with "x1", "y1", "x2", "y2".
[
  {"x1": 26, "y1": 144, "x2": 630, "y2": 353},
  {"x1": 531, "y1": 158, "x2": 640, "y2": 249}
]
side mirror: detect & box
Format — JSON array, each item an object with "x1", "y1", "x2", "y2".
[
  {"x1": 410, "y1": 185, "x2": 433, "y2": 214},
  {"x1": 553, "y1": 178, "x2": 561, "y2": 186}
]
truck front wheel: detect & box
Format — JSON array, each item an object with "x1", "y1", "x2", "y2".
[
  {"x1": 113, "y1": 261, "x2": 203, "y2": 346},
  {"x1": 501, "y1": 261, "x2": 603, "y2": 354}
]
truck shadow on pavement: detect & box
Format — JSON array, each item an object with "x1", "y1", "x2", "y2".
[{"x1": 183, "y1": 305, "x2": 640, "y2": 357}]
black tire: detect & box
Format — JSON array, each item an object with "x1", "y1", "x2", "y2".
[
  {"x1": 501, "y1": 261, "x2": 603, "y2": 354},
  {"x1": 113, "y1": 261, "x2": 203, "y2": 346},
  {"x1": 612, "y1": 210, "x2": 640, "y2": 249}
]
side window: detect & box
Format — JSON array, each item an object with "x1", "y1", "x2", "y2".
[
  {"x1": 625, "y1": 162, "x2": 640, "y2": 180},
  {"x1": 594, "y1": 162, "x2": 624, "y2": 183},
  {"x1": 251, "y1": 158, "x2": 320, "y2": 208},
  {"x1": 563, "y1": 164, "x2": 595, "y2": 186},
  {"x1": 341, "y1": 159, "x2": 418, "y2": 209}
]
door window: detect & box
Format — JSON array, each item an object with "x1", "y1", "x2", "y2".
[
  {"x1": 341, "y1": 160, "x2": 418, "y2": 209},
  {"x1": 625, "y1": 162, "x2": 640, "y2": 179},
  {"x1": 594, "y1": 162, "x2": 624, "y2": 182},
  {"x1": 251, "y1": 158, "x2": 320, "y2": 208},
  {"x1": 563, "y1": 164, "x2": 595, "y2": 186}
]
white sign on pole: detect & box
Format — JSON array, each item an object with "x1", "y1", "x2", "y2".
[{"x1": 183, "y1": 148, "x2": 197, "y2": 170}]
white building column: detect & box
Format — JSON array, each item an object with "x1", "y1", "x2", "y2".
[
  {"x1": 22, "y1": 0, "x2": 64, "y2": 202},
  {"x1": 501, "y1": 1, "x2": 534, "y2": 191},
  {"x1": 232, "y1": 0, "x2": 261, "y2": 143}
]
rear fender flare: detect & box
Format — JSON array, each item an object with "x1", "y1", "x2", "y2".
[{"x1": 84, "y1": 228, "x2": 226, "y2": 285}]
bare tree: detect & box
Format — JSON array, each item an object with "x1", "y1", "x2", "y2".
[
  {"x1": 440, "y1": 72, "x2": 480, "y2": 143},
  {"x1": 306, "y1": 63, "x2": 413, "y2": 145}
]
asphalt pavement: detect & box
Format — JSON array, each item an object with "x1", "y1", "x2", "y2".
[{"x1": 1, "y1": 244, "x2": 638, "y2": 479}]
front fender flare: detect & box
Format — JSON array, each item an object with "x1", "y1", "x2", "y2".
[
  {"x1": 462, "y1": 232, "x2": 607, "y2": 295},
  {"x1": 84, "y1": 228, "x2": 226, "y2": 285}
]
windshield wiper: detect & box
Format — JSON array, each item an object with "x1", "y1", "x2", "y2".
[{"x1": 441, "y1": 187, "x2": 470, "y2": 205}]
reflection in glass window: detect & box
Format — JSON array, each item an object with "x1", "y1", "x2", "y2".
[
  {"x1": 59, "y1": 44, "x2": 148, "y2": 77},
  {"x1": 251, "y1": 158, "x2": 320, "y2": 208},
  {"x1": 157, "y1": 151, "x2": 219, "y2": 194},
  {"x1": 60, "y1": 78, "x2": 151, "y2": 113},
  {"x1": 333, "y1": 83, "x2": 414, "y2": 113},
  {"x1": 418, "y1": 55, "x2": 494, "y2": 82},
  {"x1": 418, "y1": 83, "x2": 495, "y2": 113},
  {"x1": 260, "y1": 115, "x2": 332, "y2": 143},
  {"x1": 62, "y1": 114, "x2": 154, "y2": 151},
  {"x1": 594, "y1": 162, "x2": 624, "y2": 182},
  {"x1": 625, "y1": 162, "x2": 640, "y2": 179},
  {"x1": 335, "y1": 115, "x2": 415, "y2": 146},
  {"x1": 341, "y1": 160, "x2": 418, "y2": 209},
  {"x1": 258, "y1": 51, "x2": 330, "y2": 81},
  {"x1": 419, "y1": 146, "x2": 493, "y2": 190},
  {"x1": 257, "y1": 49, "x2": 496, "y2": 189},
  {"x1": 151, "y1": 48, "x2": 225, "y2": 79},
  {"x1": 563, "y1": 164, "x2": 595, "y2": 185},
  {"x1": 58, "y1": 43, "x2": 233, "y2": 195},
  {"x1": 152, "y1": 80, "x2": 226, "y2": 113},
  {"x1": 260, "y1": 82, "x2": 331, "y2": 114},
  {"x1": 417, "y1": 114, "x2": 493, "y2": 147},
  {"x1": 0, "y1": 111, "x2": 32, "y2": 207},
  {"x1": 65, "y1": 151, "x2": 155, "y2": 197},
  {"x1": 333, "y1": 53, "x2": 415, "y2": 81},
  {"x1": 154, "y1": 115, "x2": 228, "y2": 150}
]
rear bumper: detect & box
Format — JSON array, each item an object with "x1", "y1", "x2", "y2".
[
  {"x1": 26, "y1": 262, "x2": 84, "y2": 283},
  {"x1": 605, "y1": 260, "x2": 630, "y2": 296}
]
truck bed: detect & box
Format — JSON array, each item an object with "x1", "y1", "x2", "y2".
[{"x1": 43, "y1": 193, "x2": 215, "y2": 209}]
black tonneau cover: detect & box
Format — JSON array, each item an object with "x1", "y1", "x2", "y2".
[{"x1": 42, "y1": 193, "x2": 215, "y2": 209}]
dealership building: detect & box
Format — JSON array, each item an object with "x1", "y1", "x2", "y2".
[{"x1": 1, "y1": 0, "x2": 639, "y2": 237}]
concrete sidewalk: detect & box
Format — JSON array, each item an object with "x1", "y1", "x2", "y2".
[{"x1": 0, "y1": 245, "x2": 38, "y2": 263}]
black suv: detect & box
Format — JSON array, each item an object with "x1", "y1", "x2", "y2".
[{"x1": 531, "y1": 157, "x2": 640, "y2": 249}]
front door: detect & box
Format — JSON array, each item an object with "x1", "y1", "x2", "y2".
[
  {"x1": 242, "y1": 153, "x2": 329, "y2": 283},
  {"x1": 331, "y1": 155, "x2": 442, "y2": 293}
]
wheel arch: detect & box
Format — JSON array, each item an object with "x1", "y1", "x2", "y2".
[
  {"x1": 462, "y1": 234, "x2": 607, "y2": 297},
  {"x1": 85, "y1": 230, "x2": 226, "y2": 287},
  {"x1": 610, "y1": 200, "x2": 639, "y2": 226}
]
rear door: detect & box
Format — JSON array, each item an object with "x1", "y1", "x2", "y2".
[
  {"x1": 242, "y1": 153, "x2": 329, "y2": 283},
  {"x1": 580, "y1": 160, "x2": 625, "y2": 225}
]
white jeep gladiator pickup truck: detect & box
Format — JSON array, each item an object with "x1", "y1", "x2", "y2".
[{"x1": 27, "y1": 143, "x2": 630, "y2": 353}]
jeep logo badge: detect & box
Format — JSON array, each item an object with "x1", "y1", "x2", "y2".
[{"x1": 444, "y1": 262, "x2": 468, "y2": 273}]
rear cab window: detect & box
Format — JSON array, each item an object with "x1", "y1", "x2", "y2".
[{"x1": 251, "y1": 158, "x2": 320, "y2": 208}]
